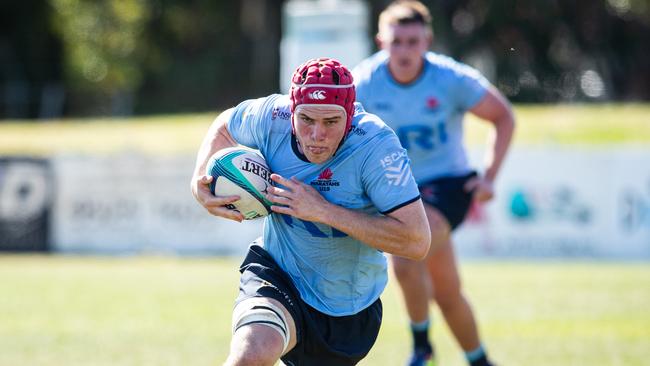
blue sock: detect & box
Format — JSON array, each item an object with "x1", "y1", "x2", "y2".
[
  {"x1": 410, "y1": 319, "x2": 432, "y2": 353},
  {"x1": 410, "y1": 319, "x2": 430, "y2": 332},
  {"x1": 465, "y1": 344, "x2": 492, "y2": 366}
]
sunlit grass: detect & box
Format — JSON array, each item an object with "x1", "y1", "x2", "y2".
[
  {"x1": 465, "y1": 103, "x2": 650, "y2": 146},
  {"x1": 1, "y1": 104, "x2": 649, "y2": 156},
  {"x1": 0, "y1": 113, "x2": 213, "y2": 156},
  {"x1": 1, "y1": 256, "x2": 648, "y2": 366}
]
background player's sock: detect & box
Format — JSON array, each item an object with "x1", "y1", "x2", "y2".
[
  {"x1": 465, "y1": 344, "x2": 494, "y2": 366},
  {"x1": 410, "y1": 319, "x2": 432, "y2": 353}
]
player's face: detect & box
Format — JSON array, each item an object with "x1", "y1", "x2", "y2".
[
  {"x1": 293, "y1": 106, "x2": 347, "y2": 164},
  {"x1": 377, "y1": 23, "x2": 430, "y2": 80}
]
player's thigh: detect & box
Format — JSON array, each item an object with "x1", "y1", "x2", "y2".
[
  {"x1": 390, "y1": 204, "x2": 449, "y2": 277},
  {"x1": 229, "y1": 323, "x2": 284, "y2": 364},
  {"x1": 232, "y1": 296, "x2": 298, "y2": 356},
  {"x1": 423, "y1": 203, "x2": 452, "y2": 254},
  {"x1": 426, "y1": 239, "x2": 463, "y2": 301}
]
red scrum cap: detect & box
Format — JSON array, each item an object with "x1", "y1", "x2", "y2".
[{"x1": 289, "y1": 57, "x2": 356, "y2": 136}]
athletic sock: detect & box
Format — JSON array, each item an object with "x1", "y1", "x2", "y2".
[
  {"x1": 410, "y1": 319, "x2": 432, "y2": 355},
  {"x1": 465, "y1": 344, "x2": 493, "y2": 366}
]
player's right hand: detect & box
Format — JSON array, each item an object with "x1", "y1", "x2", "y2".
[
  {"x1": 464, "y1": 175, "x2": 494, "y2": 203},
  {"x1": 191, "y1": 174, "x2": 245, "y2": 222}
]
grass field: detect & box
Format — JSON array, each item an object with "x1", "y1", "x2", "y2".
[
  {"x1": 1, "y1": 256, "x2": 648, "y2": 366},
  {"x1": 0, "y1": 104, "x2": 649, "y2": 156},
  {"x1": 1, "y1": 104, "x2": 649, "y2": 365}
]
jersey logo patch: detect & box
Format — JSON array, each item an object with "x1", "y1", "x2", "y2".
[
  {"x1": 380, "y1": 151, "x2": 412, "y2": 186},
  {"x1": 426, "y1": 96, "x2": 439, "y2": 109},
  {"x1": 318, "y1": 167, "x2": 333, "y2": 180},
  {"x1": 349, "y1": 125, "x2": 366, "y2": 136},
  {"x1": 311, "y1": 168, "x2": 340, "y2": 191},
  {"x1": 271, "y1": 107, "x2": 291, "y2": 120},
  {"x1": 383, "y1": 160, "x2": 411, "y2": 186}
]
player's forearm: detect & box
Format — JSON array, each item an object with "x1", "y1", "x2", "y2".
[
  {"x1": 484, "y1": 112, "x2": 515, "y2": 182},
  {"x1": 193, "y1": 110, "x2": 237, "y2": 177},
  {"x1": 318, "y1": 201, "x2": 430, "y2": 260}
]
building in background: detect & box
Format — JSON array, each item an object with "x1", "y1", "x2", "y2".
[{"x1": 279, "y1": 0, "x2": 371, "y2": 93}]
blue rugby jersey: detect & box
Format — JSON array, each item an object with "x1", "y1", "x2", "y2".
[
  {"x1": 227, "y1": 94, "x2": 420, "y2": 316},
  {"x1": 353, "y1": 51, "x2": 489, "y2": 183}
]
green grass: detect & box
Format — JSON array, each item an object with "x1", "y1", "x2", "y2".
[
  {"x1": 2, "y1": 105, "x2": 648, "y2": 364},
  {"x1": 1, "y1": 256, "x2": 648, "y2": 366},
  {"x1": 0, "y1": 104, "x2": 649, "y2": 156},
  {"x1": 0, "y1": 113, "x2": 211, "y2": 156}
]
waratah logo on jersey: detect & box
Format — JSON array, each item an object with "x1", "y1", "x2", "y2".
[
  {"x1": 271, "y1": 107, "x2": 291, "y2": 120},
  {"x1": 310, "y1": 167, "x2": 340, "y2": 192},
  {"x1": 426, "y1": 96, "x2": 439, "y2": 109},
  {"x1": 309, "y1": 90, "x2": 326, "y2": 100},
  {"x1": 380, "y1": 150, "x2": 412, "y2": 186},
  {"x1": 318, "y1": 168, "x2": 333, "y2": 180}
]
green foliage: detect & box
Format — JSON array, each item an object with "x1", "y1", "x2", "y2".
[
  {"x1": 5, "y1": 1, "x2": 650, "y2": 117},
  {"x1": 49, "y1": 0, "x2": 152, "y2": 92},
  {"x1": 44, "y1": 0, "x2": 248, "y2": 114},
  {"x1": 1, "y1": 256, "x2": 648, "y2": 365}
]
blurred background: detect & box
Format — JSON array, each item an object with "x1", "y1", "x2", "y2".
[
  {"x1": 1, "y1": 1, "x2": 649, "y2": 365},
  {"x1": 1, "y1": 0, "x2": 649, "y2": 118}
]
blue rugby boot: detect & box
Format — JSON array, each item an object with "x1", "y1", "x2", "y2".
[{"x1": 407, "y1": 345, "x2": 436, "y2": 366}]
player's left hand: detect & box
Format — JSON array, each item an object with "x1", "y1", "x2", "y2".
[
  {"x1": 267, "y1": 173, "x2": 331, "y2": 222},
  {"x1": 464, "y1": 175, "x2": 495, "y2": 203}
]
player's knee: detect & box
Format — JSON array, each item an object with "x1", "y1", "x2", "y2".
[
  {"x1": 391, "y1": 256, "x2": 422, "y2": 280},
  {"x1": 227, "y1": 346, "x2": 276, "y2": 366},
  {"x1": 433, "y1": 286, "x2": 464, "y2": 310},
  {"x1": 425, "y1": 208, "x2": 451, "y2": 246},
  {"x1": 232, "y1": 298, "x2": 291, "y2": 356}
]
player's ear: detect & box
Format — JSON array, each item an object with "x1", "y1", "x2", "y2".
[{"x1": 375, "y1": 33, "x2": 384, "y2": 50}]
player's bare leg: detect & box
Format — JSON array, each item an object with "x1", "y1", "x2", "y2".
[
  {"x1": 428, "y1": 237, "x2": 493, "y2": 365},
  {"x1": 391, "y1": 257, "x2": 430, "y2": 322},
  {"x1": 428, "y1": 238, "x2": 480, "y2": 350},
  {"x1": 392, "y1": 205, "x2": 450, "y2": 320},
  {"x1": 225, "y1": 325, "x2": 284, "y2": 366},
  {"x1": 391, "y1": 205, "x2": 450, "y2": 365},
  {"x1": 224, "y1": 298, "x2": 297, "y2": 366}
]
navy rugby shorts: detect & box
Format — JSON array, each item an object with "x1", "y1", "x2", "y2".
[
  {"x1": 418, "y1": 171, "x2": 478, "y2": 231},
  {"x1": 235, "y1": 244, "x2": 383, "y2": 366}
]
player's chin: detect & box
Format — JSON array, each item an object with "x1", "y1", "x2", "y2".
[{"x1": 305, "y1": 151, "x2": 333, "y2": 164}]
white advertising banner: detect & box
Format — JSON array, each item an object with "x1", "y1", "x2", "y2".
[
  {"x1": 50, "y1": 148, "x2": 650, "y2": 258},
  {"x1": 456, "y1": 147, "x2": 650, "y2": 259},
  {"x1": 51, "y1": 154, "x2": 262, "y2": 255}
]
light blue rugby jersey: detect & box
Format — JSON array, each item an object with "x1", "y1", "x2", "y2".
[
  {"x1": 353, "y1": 51, "x2": 489, "y2": 183},
  {"x1": 226, "y1": 94, "x2": 420, "y2": 316}
]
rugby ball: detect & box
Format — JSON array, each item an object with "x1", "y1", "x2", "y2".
[{"x1": 205, "y1": 147, "x2": 273, "y2": 220}]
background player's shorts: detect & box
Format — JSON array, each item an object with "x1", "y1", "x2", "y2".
[
  {"x1": 235, "y1": 244, "x2": 383, "y2": 366},
  {"x1": 418, "y1": 171, "x2": 477, "y2": 231}
]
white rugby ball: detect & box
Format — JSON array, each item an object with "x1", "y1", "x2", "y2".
[{"x1": 205, "y1": 147, "x2": 273, "y2": 220}]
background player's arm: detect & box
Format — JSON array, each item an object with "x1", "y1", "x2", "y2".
[
  {"x1": 268, "y1": 174, "x2": 431, "y2": 260},
  {"x1": 466, "y1": 86, "x2": 515, "y2": 201},
  {"x1": 190, "y1": 109, "x2": 245, "y2": 222}
]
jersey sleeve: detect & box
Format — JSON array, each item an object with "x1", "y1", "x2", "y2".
[
  {"x1": 451, "y1": 62, "x2": 490, "y2": 111},
  {"x1": 361, "y1": 131, "x2": 421, "y2": 214},
  {"x1": 226, "y1": 96, "x2": 273, "y2": 150}
]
